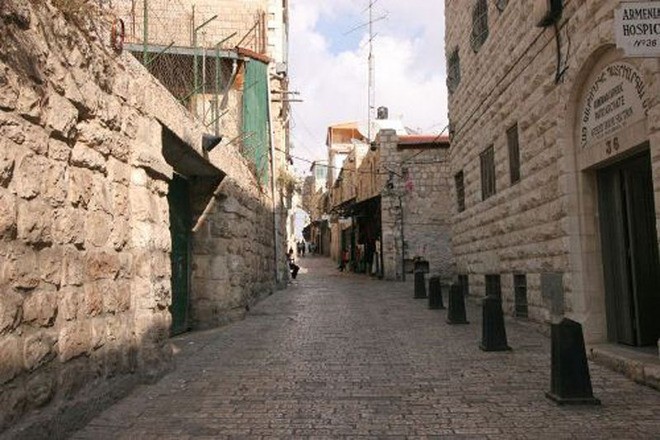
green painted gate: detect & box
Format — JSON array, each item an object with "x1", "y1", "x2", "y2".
[{"x1": 168, "y1": 174, "x2": 192, "y2": 335}]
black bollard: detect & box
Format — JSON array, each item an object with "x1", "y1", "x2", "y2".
[
  {"x1": 428, "y1": 276, "x2": 445, "y2": 309},
  {"x1": 414, "y1": 271, "x2": 427, "y2": 299},
  {"x1": 446, "y1": 284, "x2": 469, "y2": 324},
  {"x1": 480, "y1": 295, "x2": 511, "y2": 351},
  {"x1": 545, "y1": 318, "x2": 600, "y2": 405}
]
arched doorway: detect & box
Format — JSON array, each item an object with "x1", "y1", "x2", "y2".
[{"x1": 567, "y1": 48, "x2": 660, "y2": 347}]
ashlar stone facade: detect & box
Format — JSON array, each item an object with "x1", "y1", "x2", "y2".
[{"x1": 446, "y1": 0, "x2": 660, "y2": 353}]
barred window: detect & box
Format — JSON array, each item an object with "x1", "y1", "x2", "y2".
[
  {"x1": 447, "y1": 48, "x2": 461, "y2": 94},
  {"x1": 485, "y1": 274, "x2": 501, "y2": 299},
  {"x1": 471, "y1": 0, "x2": 489, "y2": 53},
  {"x1": 480, "y1": 145, "x2": 496, "y2": 200},
  {"x1": 507, "y1": 124, "x2": 521, "y2": 185},
  {"x1": 455, "y1": 170, "x2": 466, "y2": 212}
]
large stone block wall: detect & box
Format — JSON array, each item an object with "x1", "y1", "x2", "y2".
[
  {"x1": 445, "y1": 0, "x2": 660, "y2": 338},
  {"x1": 0, "y1": 0, "x2": 279, "y2": 434},
  {"x1": 378, "y1": 130, "x2": 453, "y2": 280}
]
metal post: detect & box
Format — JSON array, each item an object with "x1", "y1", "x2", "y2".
[
  {"x1": 215, "y1": 45, "x2": 221, "y2": 136},
  {"x1": 142, "y1": 0, "x2": 148, "y2": 64},
  {"x1": 192, "y1": 14, "x2": 218, "y2": 117}
]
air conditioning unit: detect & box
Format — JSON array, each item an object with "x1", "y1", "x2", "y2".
[{"x1": 533, "y1": 0, "x2": 563, "y2": 27}]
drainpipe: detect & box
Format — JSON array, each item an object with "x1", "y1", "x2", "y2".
[{"x1": 266, "y1": 67, "x2": 281, "y2": 285}]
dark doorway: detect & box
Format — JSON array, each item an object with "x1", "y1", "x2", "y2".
[
  {"x1": 168, "y1": 174, "x2": 192, "y2": 335},
  {"x1": 597, "y1": 147, "x2": 660, "y2": 346}
]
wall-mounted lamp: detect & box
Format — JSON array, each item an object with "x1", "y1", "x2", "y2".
[{"x1": 203, "y1": 133, "x2": 223, "y2": 152}]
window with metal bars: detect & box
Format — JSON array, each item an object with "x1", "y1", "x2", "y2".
[
  {"x1": 459, "y1": 274, "x2": 470, "y2": 297},
  {"x1": 454, "y1": 170, "x2": 466, "y2": 212},
  {"x1": 446, "y1": 48, "x2": 461, "y2": 94},
  {"x1": 471, "y1": 0, "x2": 489, "y2": 53},
  {"x1": 507, "y1": 124, "x2": 521, "y2": 185},
  {"x1": 485, "y1": 274, "x2": 501, "y2": 299},
  {"x1": 480, "y1": 145, "x2": 496, "y2": 200},
  {"x1": 514, "y1": 274, "x2": 528, "y2": 318}
]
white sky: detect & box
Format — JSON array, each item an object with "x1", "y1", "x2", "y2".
[{"x1": 288, "y1": 0, "x2": 448, "y2": 175}]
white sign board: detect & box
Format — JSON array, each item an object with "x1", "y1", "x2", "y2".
[
  {"x1": 614, "y1": 2, "x2": 660, "y2": 57},
  {"x1": 579, "y1": 62, "x2": 650, "y2": 149}
]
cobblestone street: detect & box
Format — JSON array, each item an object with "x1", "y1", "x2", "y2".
[{"x1": 73, "y1": 257, "x2": 660, "y2": 439}]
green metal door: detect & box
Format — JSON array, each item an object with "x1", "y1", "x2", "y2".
[{"x1": 168, "y1": 174, "x2": 192, "y2": 335}]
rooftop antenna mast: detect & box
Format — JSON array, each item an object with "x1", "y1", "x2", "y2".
[{"x1": 367, "y1": 0, "x2": 376, "y2": 143}]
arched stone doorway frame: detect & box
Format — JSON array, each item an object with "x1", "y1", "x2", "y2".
[{"x1": 558, "y1": 39, "x2": 660, "y2": 345}]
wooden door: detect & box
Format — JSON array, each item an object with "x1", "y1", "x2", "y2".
[{"x1": 597, "y1": 148, "x2": 660, "y2": 346}]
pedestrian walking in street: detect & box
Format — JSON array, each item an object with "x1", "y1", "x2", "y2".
[
  {"x1": 338, "y1": 248, "x2": 349, "y2": 272},
  {"x1": 287, "y1": 249, "x2": 300, "y2": 279}
]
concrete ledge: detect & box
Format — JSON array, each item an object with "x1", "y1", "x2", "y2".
[{"x1": 589, "y1": 343, "x2": 660, "y2": 391}]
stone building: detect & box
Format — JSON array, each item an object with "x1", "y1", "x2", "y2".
[
  {"x1": 445, "y1": 0, "x2": 660, "y2": 363},
  {"x1": 0, "y1": 0, "x2": 288, "y2": 435},
  {"x1": 357, "y1": 130, "x2": 453, "y2": 280}
]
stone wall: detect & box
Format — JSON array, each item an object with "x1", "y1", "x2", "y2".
[
  {"x1": 0, "y1": 0, "x2": 279, "y2": 434},
  {"x1": 445, "y1": 0, "x2": 660, "y2": 344},
  {"x1": 377, "y1": 130, "x2": 453, "y2": 280}
]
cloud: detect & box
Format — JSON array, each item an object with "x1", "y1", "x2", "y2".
[{"x1": 288, "y1": 0, "x2": 447, "y2": 172}]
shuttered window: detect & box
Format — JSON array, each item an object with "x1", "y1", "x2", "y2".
[
  {"x1": 507, "y1": 124, "x2": 521, "y2": 185},
  {"x1": 455, "y1": 170, "x2": 465, "y2": 212},
  {"x1": 480, "y1": 145, "x2": 496, "y2": 200}
]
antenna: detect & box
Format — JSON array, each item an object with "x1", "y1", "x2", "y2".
[{"x1": 367, "y1": 0, "x2": 375, "y2": 143}]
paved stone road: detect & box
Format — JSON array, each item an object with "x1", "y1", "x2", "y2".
[{"x1": 73, "y1": 257, "x2": 660, "y2": 439}]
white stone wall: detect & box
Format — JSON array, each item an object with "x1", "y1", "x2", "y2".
[
  {"x1": 445, "y1": 0, "x2": 660, "y2": 342},
  {"x1": 377, "y1": 130, "x2": 453, "y2": 280}
]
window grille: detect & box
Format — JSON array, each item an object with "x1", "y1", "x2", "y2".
[
  {"x1": 455, "y1": 170, "x2": 466, "y2": 212},
  {"x1": 480, "y1": 145, "x2": 496, "y2": 200},
  {"x1": 459, "y1": 274, "x2": 470, "y2": 297},
  {"x1": 471, "y1": 0, "x2": 489, "y2": 52},
  {"x1": 447, "y1": 48, "x2": 461, "y2": 94},
  {"x1": 507, "y1": 124, "x2": 521, "y2": 185},
  {"x1": 485, "y1": 274, "x2": 501, "y2": 299},
  {"x1": 514, "y1": 274, "x2": 528, "y2": 318}
]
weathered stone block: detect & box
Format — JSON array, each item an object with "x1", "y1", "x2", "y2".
[
  {"x1": 6, "y1": 248, "x2": 39, "y2": 290},
  {"x1": 0, "y1": 189, "x2": 17, "y2": 240},
  {"x1": 17, "y1": 199, "x2": 53, "y2": 246},
  {"x1": 44, "y1": 93, "x2": 78, "y2": 138},
  {"x1": 71, "y1": 142, "x2": 106, "y2": 173},
  {"x1": 22, "y1": 289, "x2": 57, "y2": 327},
  {"x1": 0, "y1": 335, "x2": 23, "y2": 384},
  {"x1": 15, "y1": 153, "x2": 45, "y2": 200},
  {"x1": 42, "y1": 161, "x2": 67, "y2": 207},
  {"x1": 0, "y1": 141, "x2": 16, "y2": 188},
  {"x1": 53, "y1": 207, "x2": 84, "y2": 247},
  {"x1": 57, "y1": 286, "x2": 80, "y2": 322},
  {"x1": 68, "y1": 167, "x2": 94, "y2": 209},
  {"x1": 58, "y1": 320, "x2": 92, "y2": 362},
  {"x1": 0, "y1": 66, "x2": 18, "y2": 110},
  {"x1": 129, "y1": 185, "x2": 155, "y2": 222},
  {"x1": 84, "y1": 211, "x2": 112, "y2": 248},
  {"x1": 23, "y1": 330, "x2": 56, "y2": 370},
  {"x1": 84, "y1": 250, "x2": 121, "y2": 281},
  {"x1": 61, "y1": 248, "x2": 84, "y2": 286},
  {"x1": 83, "y1": 282, "x2": 104, "y2": 317},
  {"x1": 37, "y1": 246, "x2": 63, "y2": 287},
  {"x1": 0, "y1": 289, "x2": 23, "y2": 334},
  {"x1": 108, "y1": 217, "x2": 128, "y2": 251}
]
